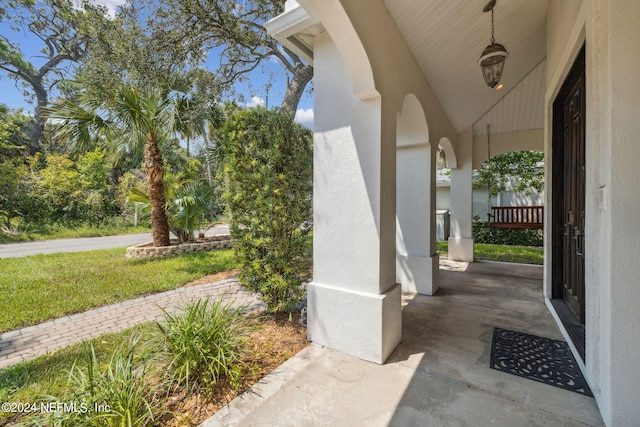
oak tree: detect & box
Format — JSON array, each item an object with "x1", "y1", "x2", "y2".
[
  {"x1": 0, "y1": 0, "x2": 102, "y2": 149},
  {"x1": 153, "y1": 0, "x2": 313, "y2": 114}
]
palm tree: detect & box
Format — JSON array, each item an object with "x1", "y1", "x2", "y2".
[
  {"x1": 47, "y1": 87, "x2": 190, "y2": 247},
  {"x1": 124, "y1": 180, "x2": 214, "y2": 243}
]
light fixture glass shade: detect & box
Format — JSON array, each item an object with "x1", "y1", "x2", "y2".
[{"x1": 478, "y1": 43, "x2": 509, "y2": 88}]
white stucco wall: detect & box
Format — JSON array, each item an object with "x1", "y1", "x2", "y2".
[
  {"x1": 396, "y1": 147, "x2": 430, "y2": 256},
  {"x1": 436, "y1": 186, "x2": 450, "y2": 211},
  {"x1": 302, "y1": 0, "x2": 459, "y2": 284},
  {"x1": 593, "y1": 1, "x2": 640, "y2": 424},
  {"x1": 546, "y1": 1, "x2": 640, "y2": 424},
  {"x1": 546, "y1": 0, "x2": 584, "y2": 89},
  {"x1": 312, "y1": 0, "x2": 457, "y2": 272}
]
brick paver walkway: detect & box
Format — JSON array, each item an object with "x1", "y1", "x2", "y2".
[{"x1": 0, "y1": 278, "x2": 263, "y2": 369}]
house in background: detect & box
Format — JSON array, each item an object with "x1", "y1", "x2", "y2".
[
  {"x1": 266, "y1": 1, "x2": 640, "y2": 425},
  {"x1": 435, "y1": 167, "x2": 546, "y2": 233}
]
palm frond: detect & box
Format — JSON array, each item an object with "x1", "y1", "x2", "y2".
[{"x1": 44, "y1": 99, "x2": 110, "y2": 155}]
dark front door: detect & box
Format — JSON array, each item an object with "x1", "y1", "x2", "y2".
[
  {"x1": 562, "y1": 61, "x2": 586, "y2": 322},
  {"x1": 552, "y1": 46, "x2": 586, "y2": 359}
]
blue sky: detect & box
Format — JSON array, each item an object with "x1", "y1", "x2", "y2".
[{"x1": 0, "y1": 0, "x2": 314, "y2": 127}]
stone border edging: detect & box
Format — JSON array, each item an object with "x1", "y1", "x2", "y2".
[
  {"x1": 125, "y1": 234, "x2": 232, "y2": 258},
  {"x1": 200, "y1": 343, "x2": 325, "y2": 427}
]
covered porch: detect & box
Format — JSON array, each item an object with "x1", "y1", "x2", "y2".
[
  {"x1": 265, "y1": 0, "x2": 640, "y2": 425},
  {"x1": 207, "y1": 261, "x2": 603, "y2": 426}
]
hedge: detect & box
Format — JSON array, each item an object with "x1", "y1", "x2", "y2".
[{"x1": 472, "y1": 220, "x2": 543, "y2": 247}]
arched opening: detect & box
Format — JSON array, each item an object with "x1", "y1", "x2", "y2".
[
  {"x1": 435, "y1": 137, "x2": 455, "y2": 245},
  {"x1": 437, "y1": 136, "x2": 457, "y2": 169},
  {"x1": 471, "y1": 149, "x2": 544, "y2": 261}
]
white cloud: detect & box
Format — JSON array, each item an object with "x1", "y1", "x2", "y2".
[
  {"x1": 245, "y1": 96, "x2": 266, "y2": 108},
  {"x1": 294, "y1": 108, "x2": 314, "y2": 127},
  {"x1": 83, "y1": 0, "x2": 127, "y2": 16}
]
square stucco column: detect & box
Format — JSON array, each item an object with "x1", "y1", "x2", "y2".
[
  {"x1": 448, "y1": 127, "x2": 474, "y2": 262},
  {"x1": 396, "y1": 142, "x2": 439, "y2": 295},
  {"x1": 307, "y1": 33, "x2": 401, "y2": 364}
]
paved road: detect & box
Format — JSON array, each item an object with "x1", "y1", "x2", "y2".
[{"x1": 0, "y1": 224, "x2": 230, "y2": 259}]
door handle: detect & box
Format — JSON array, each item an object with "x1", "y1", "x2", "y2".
[
  {"x1": 574, "y1": 228, "x2": 584, "y2": 257},
  {"x1": 565, "y1": 212, "x2": 574, "y2": 236}
]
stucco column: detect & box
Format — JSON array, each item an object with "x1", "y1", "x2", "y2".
[
  {"x1": 396, "y1": 98, "x2": 439, "y2": 294},
  {"x1": 448, "y1": 127, "x2": 474, "y2": 262},
  {"x1": 306, "y1": 33, "x2": 401, "y2": 364}
]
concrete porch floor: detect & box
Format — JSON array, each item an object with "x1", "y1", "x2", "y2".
[{"x1": 205, "y1": 260, "x2": 604, "y2": 426}]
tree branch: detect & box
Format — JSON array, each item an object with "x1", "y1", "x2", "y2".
[
  {"x1": 0, "y1": 62, "x2": 37, "y2": 87},
  {"x1": 36, "y1": 54, "x2": 76, "y2": 79}
]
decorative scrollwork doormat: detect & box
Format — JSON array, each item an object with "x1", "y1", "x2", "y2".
[{"x1": 490, "y1": 327, "x2": 593, "y2": 396}]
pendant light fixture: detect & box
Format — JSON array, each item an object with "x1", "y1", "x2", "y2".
[{"x1": 478, "y1": 0, "x2": 509, "y2": 88}]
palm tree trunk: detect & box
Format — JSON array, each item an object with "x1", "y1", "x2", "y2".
[{"x1": 144, "y1": 135, "x2": 171, "y2": 247}]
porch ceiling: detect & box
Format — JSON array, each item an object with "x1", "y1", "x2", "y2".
[{"x1": 382, "y1": 0, "x2": 549, "y2": 133}]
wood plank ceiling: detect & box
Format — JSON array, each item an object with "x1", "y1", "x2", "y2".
[{"x1": 381, "y1": 0, "x2": 550, "y2": 134}]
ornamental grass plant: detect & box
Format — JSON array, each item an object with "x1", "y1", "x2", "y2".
[
  {"x1": 155, "y1": 298, "x2": 252, "y2": 396},
  {"x1": 26, "y1": 336, "x2": 157, "y2": 427}
]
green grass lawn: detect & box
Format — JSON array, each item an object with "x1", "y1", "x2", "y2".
[
  {"x1": 436, "y1": 241, "x2": 543, "y2": 265},
  {"x1": 0, "y1": 248, "x2": 237, "y2": 333}
]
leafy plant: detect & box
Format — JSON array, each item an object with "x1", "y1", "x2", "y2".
[
  {"x1": 0, "y1": 104, "x2": 31, "y2": 157},
  {"x1": 155, "y1": 298, "x2": 251, "y2": 396},
  {"x1": 221, "y1": 108, "x2": 312, "y2": 312},
  {"x1": 29, "y1": 337, "x2": 156, "y2": 427},
  {"x1": 169, "y1": 181, "x2": 213, "y2": 242},
  {"x1": 27, "y1": 153, "x2": 83, "y2": 221},
  {"x1": 473, "y1": 220, "x2": 543, "y2": 247},
  {"x1": 475, "y1": 150, "x2": 544, "y2": 197},
  {"x1": 124, "y1": 179, "x2": 214, "y2": 243}
]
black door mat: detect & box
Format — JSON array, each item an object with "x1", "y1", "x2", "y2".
[{"x1": 490, "y1": 327, "x2": 593, "y2": 396}]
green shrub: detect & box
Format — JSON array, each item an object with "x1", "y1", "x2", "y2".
[
  {"x1": 473, "y1": 220, "x2": 543, "y2": 247},
  {"x1": 221, "y1": 108, "x2": 312, "y2": 312},
  {"x1": 156, "y1": 298, "x2": 251, "y2": 395}
]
